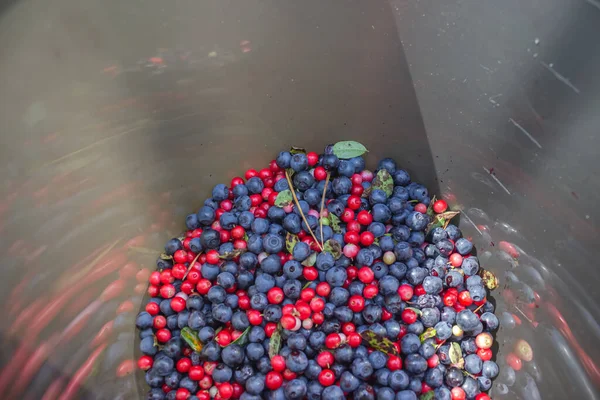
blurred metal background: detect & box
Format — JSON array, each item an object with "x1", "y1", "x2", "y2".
[{"x1": 0, "y1": 0, "x2": 599, "y2": 398}]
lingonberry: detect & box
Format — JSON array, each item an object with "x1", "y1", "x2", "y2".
[
  {"x1": 265, "y1": 371, "x2": 283, "y2": 390},
  {"x1": 433, "y1": 199, "x2": 448, "y2": 214},
  {"x1": 318, "y1": 369, "x2": 335, "y2": 386}
]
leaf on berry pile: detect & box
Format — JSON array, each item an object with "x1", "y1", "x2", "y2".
[
  {"x1": 269, "y1": 326, "x2": 282, "y2": 358},
  {"x1": 361, "y1": 185, "x2": 372, "y2": 199},
  {"x1": 426, "y1": 195, "x2": 437, "y2": 216},
  {"x1": 301, "y1": 252, "x2": 317, "y2": 267},
  {"x1": 243, "y1": 233, "x2": 249, "y2": 241},
  {"x1": 302, "y1": 281, "x2": 314, "y2": 289},
  {"x1": 331, "y1": 141, "x2": 368, "y2": 159},
  {"x1": 214, "y1": 326, "x2": 224, "y2": 335},
  {"x1": 275, "y1": 190, "x2": 294, "y2": 207},
  {"x1": 420, "y1": 328, "x2": 437, "y2": 343},
  {"x1": 419, "y1": 391, "x2": 435, "y2": 400},
  {"x1": 449, "y1": 342, "x2": 464, "y2": 368},
  {"x1": 479, "y1": 268, "x2": 499, "y2": 290},
  {"x1": 359, "y1": 330, "x2": 399, "y2": 356},
  {"x1": 183, "y1": 252, "x2": 202, "y2": 280},
  {"x1": 286, "y1": 233, "x2": 299, "y2": 254},
  {"x1": 426, "y1": 210, "x2": 460, "y2": 234},
  {"x1": 290, "y1": 146, "x2": 306, "y2": 155},
  {"x1": 323, "y1": 239, "x2": 342, "y2": 259},
  {"x1": 181, "y1": 327, "x2": 203, "y2": 352},
  {"x1": 328, "y1": 213, "x2": 341, "y2": 233},
  {"x1": 228, "y1": 326, "x2": 251, "y2": 347},
  {"x1": 218, "y1": 248, "x2": 247, "y2": 260},
  {"x1": 406, "y1": 307, "x2": 423, "y2": 316},
  {"x1": 372, "y1": 169, "x2": 394, "y2": 197}
]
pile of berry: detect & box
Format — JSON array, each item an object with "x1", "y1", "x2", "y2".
[{"x1": 135, "y1": 142, "x2": 499, "y2": 400}]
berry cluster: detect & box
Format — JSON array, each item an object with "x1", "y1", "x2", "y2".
[{"x1": 135, "y1": 143, "x2": 498, "y2": 400}]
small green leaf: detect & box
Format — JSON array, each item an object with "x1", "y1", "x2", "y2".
[
  {"x1": 243, "y1": 233, "x2": 249, "y2": 241},
  {"x1": 301, "y1": 252, "x2": 317, "y2": 267},
  {"x1": 419, "y1": 391, "x2": 435, "y2": 400},
  {"x1": 426, "y1": 210, "x2": 460, "y2": 234},
  {"x1": 359, "y1": 330, "x2": 399, "y2": 356},
  {"x1": 302, "y1": 281, "x2": 314, "y2": 289},
  {"x1": 320, "y1": 217, "x2": 330, "y2": 226},
  {"x1": 227, "y1": 326, "x2": 251, "y2": 347},
  {"x1": 181, "y1": 327, "x2": 203, "y2": 352},
  {"x1": 328, "y1": 213, "x2": 341, "y2": 233},
  {"x1": 323, "y1": 239, "x2": 342, "y2": 259},
  {"x1": 449, "y1": 342, "x2": 463, "y2": 365},
  {"x1": 269, "y1": 326, "x2": 282, "y2": 358},
  {"x1": 372, "y1": 169, "x2": 394, "y2": 197},
  {"x1": 406, "y1": 307, "x2": 423, "y2": 316},
  {"x1": 275, "y1": 190, "x2": 294, "y2": 207},
  {"x1": 290, "y1": 146, "x2": 306, "y2": 155},
  {"x1": 408, "y1": 199, "x2": 419, "y2": 204},
  {"x1": 286, "y1": 233, "x2": 299, "y2": 254},
  {"x1": 420, "y1": 328, "x2": 437, "y2": 343},
  {"x1": 332, "y1": 141, "x2": 368, "y2": 159},
  {"x1": 219, "y1": 248, "x2": 247, "y2": 260}
]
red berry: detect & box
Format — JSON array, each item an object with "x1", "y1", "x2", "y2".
[
  {"x1": 360, "y1": 231, "x2": 375, "y2": 246},
  {"x1": 450, "y1": 387, "x2": 466, "y2": 400},
  {"x1": 427, "y1": 354, "x2": 439, "y2": 368},
  {"x1": 175, "y1": 388, "x2": 190, "y2": 400},
  {"x1": 316, "y1": 351, "x2": 335, "y2": 368},
  {"x1": 346, "y1": 265, "x2": 358, "y2": 280},
  {"x1": 348, "y1": 295, "x2": 365, "y2": 312},
  {"x1": 458, "y1": 291, "x2": 473, "y2": 306},
  {"x1": 475, "y1": 394, "x2": 491, "y2": 400},
  {"x1": 387, "y1": 355, "x2": 402, "y2": 370},
  {"x1": 177, "y1": 358, "x2": 192, "y2": 373},
  {"x1": 363, "y1": 284, "x2": 379, "y2": 299},
  {"x1": 346, "y1": 220, "x2": 361, "y2": 232},
  {"x1": 199, "y1": 376, "x2": 213, "y2": 389},
  {"x1": 138, "y1": 355, "x2": 153, "y2": 370},
  {"x1": 358, "y1": 267, "x2": 374, "y2": 283},
  {"x1": 281, "y1": 314, "x2": 298, "y2": 330},
  {"x1": 402, "y1": 309, "x2": 418, "y2": 324},
  {"x1": 250, "y1": 194, "x2": 262, "y2": 207},
  {"x1": 347, "y1": 195, "x2": 362, "y2": 210},
  {"x1": 303, "y1": 266, "x2": 318, "y2": 281},
  {"x1": 245, "y1": 169, "x2": 258, "y2": 179},
  {"x1": 206, "y1": 250, "x2": 220, "y2": 265},
  {"x1": 477, "y1": 348, "x2": 493, "y2": 361},
  {"x1": 342, "y1": 322, "x2": 356, "y2": 335},
  {"x1": 347, "y1": 332, "x2": 362, "y2": 347},
  {"x1": 316, "y1": 282, "x2": 331, "y2": 297},
  {"x1": 282, "y1": 369, "x2": 297, "y2": 381},
  {"x1": 188, "y1": 365, "x2": 205, "y2": 380},
  {"x1": 147, "y1": 285, "x2": 160, "y2": 297},
  {"x1": 171, "y1": 296, "x2": 186, "y2": 313},
  {"x1": 156, "y1": 328, "x2": 172, "y2": 343},
  {"x1": 160, "y1": 270, "x2": 174, "y2": 284},
  {"x1": 341, "y1": 208, "x2": 355, "y2": 223},
  {"x1": 149, "y1": 271, "x2": 161, "y2": 286},
  {"x1": 295, "y1": 301, "x2": 312, "y2": 320},
  {"x1": 215, "y1": 330, "x2": 232, "y2": 346},
  {"x1": 231, "y1": 177, "x2": 244, "y2": 187},
  {"x1": 414, "y1": 203, "x2": 428, "y2": 214},
  {"x1": 309, "y1": 297, "x2": 325, "y2": 312},
  {"x1": 196, "y1": 279, "x2": 212, "y2": 295},
  {"x1": 219, "y1": 382, "x2": 234, "y2": 399},
  {"x1": 433, "y1": 199, "x2": 448, "y2": 214},
  {"x1": 344, "y1": 231, "x2": 360, "y2": 245},
  {"x1": 300, "y1": 288, "x2": 316, "y2": 302},
  {"x1": 265, "y1": 371, "x2": 283, "y2": 390},
  {"x1": 146, "y1": 302, "x2": 160, "y2": 315},
  {"x1": 356, "y1": 210, "x2": 373, "y2": 225},
  {"x1": 271, "y1": 355, "x2": 286, "y2": 372},
  {"x1": 312, "y1": 312, "x2": 325, "y2": 324},
  {"x1": 264, "y1": 322, "x2": 278, "y2": 337},
  {"x1": 174, "y1": 250, "x2": 188, "y2": 264},
  {"x1": 267, "y1": 287, "x2": 285, "y2": 304},
  {"x1": 307, "y1": 152, "x2": 319, "y2": 166},
  {"x1": 414, "y1": 284, "x2": 426, "y2": 296},
  {"x1": 381, "y1": 308, "x2": 392, "y2": 321},
  {"x1": 318, "y1": 369, "x2": 335, "y2": 386},
  {"x1": 443, "y1": 292, "x2": 458, "y2": 307},
  {"x1": 325, "y1": 333, "x2": 342, "y2": 349},
  {"x1": 282, "y1": 304, "x2": 296, "y2": 315},
  {"x1": 186, "y1": 270, "x2": 201, "y2": 285},
  {"x1": 153, "y1": 315, "x2": 167, "y2": 329},
  {"x1": 231, "y1": 226, "x2": 245, "y2": 240},
  {"x1": 314, "y1": 166, "x2": 328, "y2": 181},
  {"x1": 247, "y1": 310, "x2": 263, "y2": 325},
  {"x1": 449, "y1": 253, "x2": 463, "y2": 267},
  {"x1": 398, "y1": 284, "x2": 414, "y2": 301}
]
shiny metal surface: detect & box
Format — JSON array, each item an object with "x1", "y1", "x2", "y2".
[{"x1": 0, "y1": 0, "x2": 598, "y2": 398}]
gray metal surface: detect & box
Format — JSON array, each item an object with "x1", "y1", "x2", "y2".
[{"x1": 0, "y1": 0, "x2": 598, "y2": 398}]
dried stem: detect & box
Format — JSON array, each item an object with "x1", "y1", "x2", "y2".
[
  {"x1": 285, "y1": 170, "x2": 323, "y2": 251},
  {"x1": 319, "y1": 172, "x2": 331, "y2": 248},
  {"x1": 183, "y1": 252, "x2": 202, "y2": 280},
  {"x1": 474, "y1": 303, "x2": 485, "y2": 314}
]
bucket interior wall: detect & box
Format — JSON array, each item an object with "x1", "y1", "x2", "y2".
[{"x1": 0, "y1": 0, "x2": 599, "y2": 399}]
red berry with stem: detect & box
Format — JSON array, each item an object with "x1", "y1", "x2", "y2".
[
  {"x1": 433, "y1": 199, "x2": 448, "y2": 214},
  {"x1": 356, "y1": 210, "x2": 373, "y2": 225},
  {"x1": 316, "y1": 351, "x2": 335, "y2": 368},
  {"x1": 247, "y1": 310, "x2": 263, "y2": 325}
]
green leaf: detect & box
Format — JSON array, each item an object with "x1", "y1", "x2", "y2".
[
  {"x1": 268, "y1": 326, "x2": 282, "y2": 358},
  {"x1": 479, "y1": 269, "x2": 499, "y2": 290},
  {"x1": 328, "y1": 213, "x2": 341, "y2": 233},
  {"x1": 181, "y1": 327, "x2": 203, "y2": 352},
  {"x1": 406, "y1": 307, "x2": 423, "y2": 316},
  {"x1": 332, "y1": 141, "x2": 368, "y2": 159},
  {"x1": 359, "y1": 330, "x2": 399, "y2": 356},
  {"x1": 227, "y1": 326, "x2": 251, "y2": 347},
  {"x1": 286, "y1": 233, "x2": 299, "y2": 254},
  {"x1": 302, "y1": 281, "x2": 314, "y2": 289},
  {"x1": 275, "y1": 190, "x2": 293, "y2": 207},
  {"x1": 301, "y1": 252, "x2": 317, "y2": 267},
  {"x1": 425, "y1": 210, "x2": 460, "y2": 234},
  {"x1": 290, "y1": 146, "x2": 306, "y2": 155},
  {"x1": 361, "y1": 185, "x2": 372, "y2": 199},
  {"x1": 420, "y1": 328, "x2": 437, "y2": 343},
  {"x1": 218, "y1": 248, "x2": 247, "y2": 260},
  {"x1": 449, "y1": 342, "x2": 463, "y2": 365},
  {"x1": 243, "y1": 233, "x2": 249, "y2": 241},
  {"x1": 372, "y1": 169, "x2": 394, "y2": 197},
  {"x1": 322, "y1": 239, "x2": 342, "y2": 259},
  {"x1": 419, "y1": 392, "x2": 435, "y2": 400}
]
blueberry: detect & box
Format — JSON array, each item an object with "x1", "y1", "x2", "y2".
[
  {"x1": 260, "y1": 254, "x2": 282, "y2": 274},
  {"x1": 351, "y1": 358, "x2": 373, "y2": 380},
  {"x1": 293, "y1": 171, "x2": 315, "y2": 191},
  {"x1": 356, "y1": 248, "x2": 375, "y2": 267},
  {"x1": 454, "y1": 238, "x2": 473, "y2": 255},
  {"x1": 316, "y1": 252, "x2": 335, "y2": 271},
  {"x1": 212, "y1": 183, "x2": 229, "y2": 201},
  {"x1": 321, "y1": 154, "x2": 340, "y2": 170},
  {"x1": 445, "y1": 367, "x2": 464, "y2": 387},
  {"x1": 462, "y1": 257, "x2": 480, "y2": 276},
  {"x1": 145, "y1": 368, "x2": 165, "y2": 388},
  {"x1": 379, "y1": 275, "x2": 399, "y2": 295},
  {"x1": 445, "y1": 270, "x2": 463, "y2": 287},
  {"x1": 395, "y1": 390, "x2": 417, "y2": 400},
  {"x1": 461, "y1": 376, "x2": 479, "y2": 398},
  {"x1": 276, "y1": 151, "x2": 292, "y2": 168},
  {"x1": 233, "y1": 183, "x2": 249, "y2": 197},
  {"x1": 326, "y1": 266, "x2": 347, "y2": 287},
  {"x1": 405, "y1": 211, "x2": 429, "y2": 231},
  {"x1": 246, "y1": 177, "x2": 264, "y2": 194},
  {"x1": 245, "y1": 375, "x2": 265, "y2": 395},
  {"x1": 394, "y1": 241, "x2": 413, "y2": 261},
  {"x1": 164, "y1": 371, "x2": 182, "y2": 389},
  {"x1": 333, "y1": 306, "x2": 353, "y2": 322},
  {"x1": 248, "y1": 326, "x2": 266, "y2": 343},
  {"x1": 290, "y1": 153, "x2": 309, "y2": 172},
  {"x1": 422, "y1": 276, "x2": 443, "y2": 294},
  {"x1": 370, "y1": 189, "x2": 388, "y2": 205},
  {"x1": 335, "y1": 160, "x2": 354, "y2": 177},
  {"x1": 362, "y1": 304, "x2": 382, "y2": 324},
  {"x1": 140, "y1": 335, "x2": 158, "y2": 356},
  {"x1": 482, "y1": 360, "x2": 499, "y2": 378},
  {"x1": 435, "y1": 239, "x2": 454, "y2": 257},
  {"x1": 255, "y1": 273, "x2": 276, "y2": 292},
  {"x1": 406, "y1": 267, "x2": 428, "y2": 286},
  {"x1": 407, "y1": 320, "x2": 424, "y2": 335},
  {"x1": 424, "y1": 367, "x2": 444, "y2": 388},
  {"x1": 456, "y1": 310, "x2": 480, "y2": 331},
  {"x1": 419, "y1": 342, "x2": 436, "y2": 359},
  {"x1": 136, "y1": 312, "x2": 153, "y2": 330},
  {"x1": 292, "y1": 242, "x2": 310, "y2": 262},
  {"x1": 200, "y1": 229, "x2": 220, "y2": 250},
  {"x1": 469, "y1": 285, "x2": 486, "y2": 302},
  {"x1": 421, "y1": 307, "x2": 440, "y2": 327},
  {"x1": 400, "y1": 333, "x2": 420, "y2": 355},
  {"x1": 207, "y1": 286, "x2": 227, "y2": 303},
  {"x1": 238, "y1": 211, "x2": 255, "y2": 229},
  {"x1": 368, "y1": 351, "x2": 387, "y2": 369},
  {"x1": 154, "y1": 355, "x2": 174, "y2": 376},
  {"x1": 478, "y1": 376, "x2": 492, "y2": 391},
  {"x1": 283, "y1": 279, "x2": 302, "y2": 300},
  {"x1": 283, "y1": 213, "x2": 302, "y2": 234},
  {"x1": 234, "y1": 195, "x2": 252, "y2": 211},
  {"x1": 164, "y1": 238, "x2": 183, "y2": 255},
  {"x1": 263, "y1": 233, "x2": 284, "y2": 254},
  {"x1": 264, "y1": 304, "x2": 282, "y2": 322},
  {"x1": 250, "y1": 293, "x2": 268, "y2": 311},
  {"x1": 372, "y1": 204, "x2": 392, "y2": 222},
  {"x1": 434, "y1": 321, "x2": 452, "y2": 340},
  {"x1": 461, "y1": 338, "x2": 477, "y2": 355},
  {"x1": 434, "y1": 387, "x2": 452, "y2": 400},
  {"x1": 286, "y1": 351, "x2": 309, "y2": 372}
]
